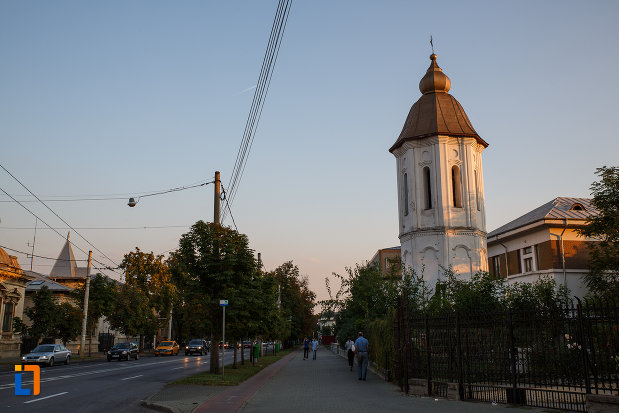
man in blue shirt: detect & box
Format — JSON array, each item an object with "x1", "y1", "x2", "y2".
[
  {"x1": 303, "y1": 337, "x2": 310, "y2": 360},
  {"x1": 354, "y1": 331, "x2": 369, "y2": 380}
]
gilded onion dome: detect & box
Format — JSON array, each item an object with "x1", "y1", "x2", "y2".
[{"x1": 389, "y1": 54, "x2": 488, "y2": 153}]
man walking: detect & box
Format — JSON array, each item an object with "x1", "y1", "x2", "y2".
[
  {"x1": 311, "y1": 337, "x2": 318, "y2": 360},
  {"x1": 303, "y1": 337, "x2": 310, "y2": 360},
  {"x1": 355, "y1": 331, "x2": 369, "y2": 381}
]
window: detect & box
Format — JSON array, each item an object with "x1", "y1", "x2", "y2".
[
  {"x1": 570, "y1": 203, "x2": 586, "y2": 211},
  {"x1": 475, "y1": 170, "x2": 481, "y2": 211},
  {"x1": 403, "y1": 173, "x2": 409, "y2": 216},
  {"x1": 2, "y1": 302, "x2": 13, "y2": 333},
  {"x1": 523, "y1": 246, "x2": 532, "y2": 254},
  {"x1": 423, "y1": 167, "x2": 432, "y2": 209},
  {"x1": 524, "y1": 257, "x2": 533, "y2": 272},
  {"x1": 492, "y1": 256, "x2": 501, "y2": 278},
  {"x1": 451, "y1": 165, "x2": 462, "y2": 207}
]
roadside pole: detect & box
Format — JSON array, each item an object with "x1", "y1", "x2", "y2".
[
  {"x1": 220, "y1": 299, "x2": 228, "y2": 380},
  {"x1": 79, "y1": 251, "x2": 92, "y2": 358}
]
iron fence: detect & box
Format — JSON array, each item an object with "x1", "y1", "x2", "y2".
[{"x1": 396, "y1": 298, "x2": 618, "y2": 412}]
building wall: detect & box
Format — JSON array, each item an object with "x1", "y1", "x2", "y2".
[
  {"x1": 487, "y1": 226, "x2": 594, "y2": 297},
  {"x1": 394, "y1": 135, "x2": 487, "y2": 288}
]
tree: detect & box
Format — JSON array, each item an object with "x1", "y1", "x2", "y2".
[
  {"x1": 13, "y1": 286, "x2": 82, "y2": 345},
  {"x1": 71, "y1": 273, "x2": 118, "y2": 353},
  {"x1": 577, "y1": 166, "x2": 619, "y2": 299},
  {"x1": 171, "y1": 221, "x2": 258, "y2": 373},
  {"x1": 116, "y1": 248, "x2": 177, "y2": 348},
  {"x1": 13, "y1": 286, "x2": 57, "y2": 343}
]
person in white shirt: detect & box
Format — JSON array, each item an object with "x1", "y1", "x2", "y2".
[{"x1": 345, "y1": 338, "x2": 355, "y2": 371}]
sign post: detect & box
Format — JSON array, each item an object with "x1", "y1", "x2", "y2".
[{"x1": 220, "y1": 299, "x2": 228, "y2": 380}]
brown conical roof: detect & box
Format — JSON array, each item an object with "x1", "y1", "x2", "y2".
[{"x1": 390, "y1": 54, "x2": 488, "y2": 153}]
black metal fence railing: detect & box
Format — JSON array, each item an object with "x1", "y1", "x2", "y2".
[{"x1": 396, "y1": 298, "x2": 618, "y2": 412}]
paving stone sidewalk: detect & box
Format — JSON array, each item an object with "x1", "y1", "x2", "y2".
[{"x1": 145, "y1": 346, "x2": 544, "y2": 413}]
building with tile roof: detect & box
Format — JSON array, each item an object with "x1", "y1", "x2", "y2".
[{"x1": 487, "y1": 197, "x2": 598, "y2": 297}]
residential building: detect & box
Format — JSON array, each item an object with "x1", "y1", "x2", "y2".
[
  {"x1": 0, "y1": 247, "x2": 35, "y2": 358},
  {"x1": 389, "y1": 53, "x2": 488, "y2": 289},
  {"x1": 369, "y1": 246, "x2": 401, "y2": 277},
  {"x1": 487, "y1": 197, "x2": 598, "y2": 298}
]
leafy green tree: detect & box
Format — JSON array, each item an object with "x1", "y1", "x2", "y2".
[
  {"x1": 116, "y1": 248, "x2": 177, "y2": 348},
  {"x1": 71, "y1": 273, "x2": 118, "y2": 353},
  {"x1": 54, "y1": 301, "x2": 83, "y2": 345},
  {"x1": 172, "y1": 221, "x2": 257, "y2": 373},
  {"x1": 577, "y1": 166, "x2": 619, "y2": 299},
  {"x1": 13, "y1": 286, "x2": 57, "y2": 342}
]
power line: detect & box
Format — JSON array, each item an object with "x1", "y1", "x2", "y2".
[
  {"x1": 0, "y1": 244, "x2": 89, "y2": 262},
  {"x1": 223, "y1": 0, "x2": 292, "y2": 223},
  {"x1": 0, "y1": 163, "x2": 122, "y2": 271},
  {"x1": 1, "y1": 225, "x2": 192, "y2": 230},
  {"x1": 0, "y1": 183, "x2": 123, "y2": 278},
  {"x1": 220, "y1": 185, "x2": 238, "y2": 232}
]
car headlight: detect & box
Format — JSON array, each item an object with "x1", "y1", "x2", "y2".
[
  {"x1": 40, "y1": 355, "x2": 48, "y2": 359},
  {"x1": 122, "y1": 351, "x2": 127, "y2": 354},
  {"x1": 21, "y1": 356, "x2": 26, "y2": 360},
  {"x1": 185, "y1": 346, "x2": 188, "y2": 349},
  {"x1": 198, "y1": 346, "x2": 201, "y2": 349}
]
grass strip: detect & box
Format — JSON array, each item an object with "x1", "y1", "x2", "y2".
[{"x1": 173, "y1": 349, "x2": 293, "y2": 386}]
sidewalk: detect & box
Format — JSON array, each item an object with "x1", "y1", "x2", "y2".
[{"x1": 144, "y1": 346, "x2": 544, "y2": 413}]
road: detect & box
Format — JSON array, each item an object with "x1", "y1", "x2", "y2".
[{"x1": 0, "y1": 349, "x2": 250, "y2": 412}]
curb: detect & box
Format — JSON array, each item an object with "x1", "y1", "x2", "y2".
[{"x1": 140, "y1": 393, "x2": 181, "y2": 413}]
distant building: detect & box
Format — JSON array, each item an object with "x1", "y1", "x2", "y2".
[
  {"x1": 369, "y1": 247, "x2": 401, "y2": 277},
  {"x1": 0, "y1": 247, "x2": 35, "y2": 358},
  {"x1": 487, "y1": 197, "x2": 598, "y2": 297},
  {"x1": 389, "y1": 53, "x2": 488, "y2": 288}
]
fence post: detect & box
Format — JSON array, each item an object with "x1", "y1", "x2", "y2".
[
  {"x1": 425, "y1": 313, "x2": 432, "y2": 396},
  {"x1": 507, "y1": 309, "x2": 521, "y2": 404},
  {"x1": 456, "y1": 311, "x2": 464, "y2": 400},
  {"x1": 575, "y1": 298, "x2": 591, "y2": 394}
]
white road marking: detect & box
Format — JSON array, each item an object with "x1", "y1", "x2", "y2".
[
  {"x1": 171, "y1": 367, "x2": 184, "y2": 370},
  {"x1": 121, "y1": 375, "x2": 143, "y2": 381},
  {"x1": 23, "y1": 392, "x2": 68, "y2": 404}
]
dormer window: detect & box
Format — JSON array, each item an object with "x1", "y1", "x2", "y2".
[{"x1": 570, "y1": 203, "x2": 585, "y2": 211}]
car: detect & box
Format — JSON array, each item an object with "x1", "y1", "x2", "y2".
[
  {"x1": 22, "y1": 344, "x2": 71, "y2": 367},
  {"x1": 243, "y1": 341, "x2": 252, "y2": 348},
  {"x1": 155, "y1": 340, "x2": 180, "y2": 356},
  {"x1": 185, "y1": 339, "x2": 208, "y2": 356},
  {"x1": 218, "y1": 341, "x2": 230, "y2": 349},
  {"x1": 107, "y1": 342, "x2": 139, "y2": 361}
]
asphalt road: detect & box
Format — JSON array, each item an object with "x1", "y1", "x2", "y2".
[{"x1": 0, "y1": 349, "x2": 250, "y2": 412}]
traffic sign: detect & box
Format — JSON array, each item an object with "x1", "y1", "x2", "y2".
[{"x1": 220, "y1": 299, "x2": 228, "y2": 306}]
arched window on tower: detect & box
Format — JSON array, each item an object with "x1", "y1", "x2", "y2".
[
  {"x1": 475, "y1": 170, "x2": 480, "y2": 211},
  {"x1": 403, "y1": 173, "x2": 409, "y2": 216},
  {"x1": 452, "y1": 165, "x2": 462, "y2": 208},
  {"x1": 423, "y1": 167, "x2": 432, "y2": 210}
]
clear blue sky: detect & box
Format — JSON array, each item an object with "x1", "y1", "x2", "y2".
[{"x1": 2, "y1": 1, "x2": 618, "y2": 301}]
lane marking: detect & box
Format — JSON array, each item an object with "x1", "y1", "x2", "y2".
[
  {"x1": 1, "y1": 351, "x2": 241, "y2": 390},
  {"x1": 121, "y1": 375, "x2": 143, "y2": 381},
  {"x1": 171, "y1": 367, "x2": 184, "y2": 370},
  {"x1": 24, "y1": 392, "x2": 68, "y2": 404}
]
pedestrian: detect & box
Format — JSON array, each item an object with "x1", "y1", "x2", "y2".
[
  {"x1": 355, "y1": 331, "x2": 369, "y2": 381},
  {"x1": 311, "y1": 337, "x2": 319, "y2": 360},
  {"x1": 345, "y1": 338, "x2": 355, "y2": 371},
  {"x1": 303, "y1": 337, "x2": 310, "y2": 360}
]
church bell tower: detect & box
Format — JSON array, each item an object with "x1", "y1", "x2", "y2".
[{"x1": 389, "y1": 53, "x2": 488, "y2": 288}]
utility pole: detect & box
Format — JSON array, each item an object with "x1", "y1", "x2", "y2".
[
  {"x1": 214, "y1": 171, "x2": 221, "y2": 225},
  {"x1": 80, "y1": 251, "x2": 92, "y2": 358}
]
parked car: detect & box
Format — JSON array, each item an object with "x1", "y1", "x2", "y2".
[
  {"x1": 22, "y1": 344, "x2": 71, "y2": 367},
  {"x1": 155, "y1": 341, "x2": 179, "y2": 356},
  {"x1": 243, "y1": 341, "x2": 252, "y2": 348},
  {"x1": 107, "y1": 342, "x2": 139, "y2": 361},
  {"x1": 185, "y1": 339, "x2": 208, "y2": 356}
]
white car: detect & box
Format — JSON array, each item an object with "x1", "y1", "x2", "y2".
[{"x1": 22, "y1": 344, "x2": 71, "y2": 367}]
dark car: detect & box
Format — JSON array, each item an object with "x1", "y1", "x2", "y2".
[
  {"x1": 107, "y1": 342, "x2": 139, "y2": 361},
  {"x1": 185, "y1": 339, "x2": 208, "y2": 356}
]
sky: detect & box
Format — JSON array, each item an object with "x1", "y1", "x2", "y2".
[{"x1": 1, "y1": 0, "x2": 618, "y2": 303}]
